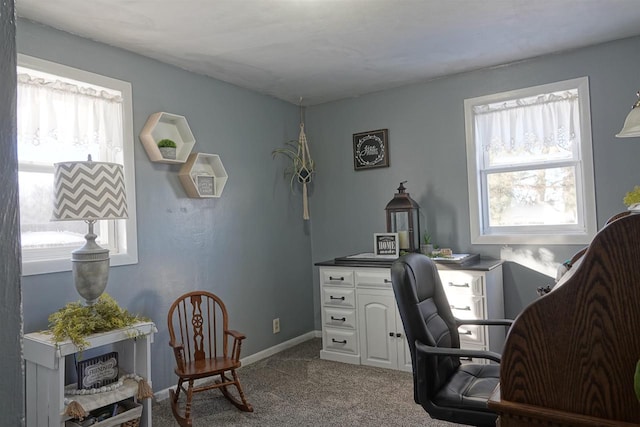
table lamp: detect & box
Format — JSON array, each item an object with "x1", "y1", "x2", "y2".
[{"x1": 52, "y1": 155, "x2": 128, "y2": 305}]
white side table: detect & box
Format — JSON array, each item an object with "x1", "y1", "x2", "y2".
[{"x1": 24, "y1": 322, "x2": 156, "y2": 427}]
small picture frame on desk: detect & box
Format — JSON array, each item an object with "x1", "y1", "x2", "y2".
[{"x1": 374, "y1": 233, "x2": 399, "y2": 258}]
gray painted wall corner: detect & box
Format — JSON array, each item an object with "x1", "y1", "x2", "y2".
[{"x1": 0, "y1": 0, "x2": 25, "y2": 424}]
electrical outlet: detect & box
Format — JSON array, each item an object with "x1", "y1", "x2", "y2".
[{"x1": 273, "y1": 318, "x2": 280, "y2": 334}]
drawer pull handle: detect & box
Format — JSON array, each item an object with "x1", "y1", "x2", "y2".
[
  {"x1": 389, "y1": 332, "x2": 403, "y2": 338},
  {"x1": 448, "y1": 282, "x2": 469, "y2": 288},
  {"x1": 329, "y1": 276, "x2": 345, "y2": 281},
  {"x1": 389, "y1": 332, "x2": 394, "y2": 337},
  {"x1": 331, "y1": 316, "x2": 346, "y2": 322},
  {"x1": 450, "y1": 305, "x2": 471, "y2": 311},
  {"x1": 384, "y1": 279, "x2": 392, "y2": 283},
  {"x1": 460, "y1": 330, "x2": 472, "y2": 335},
  {"x1": 330, "y1": 296, "x2": 346, "y2": 301},
  {"x1": 332, "y1": 338, "x2": 347, "y2": 344},
  {"x1": 396, "y1": 333, "x2": 402, "y2": 338}
]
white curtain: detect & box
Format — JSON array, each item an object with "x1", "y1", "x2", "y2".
[
  {"x1": 17, "y1": 72, "x2": 124, "y2": 164},
  {"x1": 473, "y1": 91, "x2": 580, "y2": 157}
]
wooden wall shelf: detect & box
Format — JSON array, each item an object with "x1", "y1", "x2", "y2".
[
  {"x1": 139, "y1": 112, "x2": 195, "y2": 164},
  {"x1": 178, "y1": 153, "x2": 228, "y2": 198}
]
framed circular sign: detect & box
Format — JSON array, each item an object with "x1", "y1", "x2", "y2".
[{"x1": 353, "y1": 129, "x2": 389, "y2": 170}]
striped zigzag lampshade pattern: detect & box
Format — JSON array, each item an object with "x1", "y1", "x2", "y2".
[{"x1": 52, "y1": 160, "x2": 128, "y2": 221}]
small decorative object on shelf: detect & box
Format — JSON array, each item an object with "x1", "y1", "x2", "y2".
[
  {"x1": 66, "y1": 398, "x2": 142, "y2": 427},
  {"x1": 385, "y1": 181, "x2": 421, "y2": 252},
  {"x1": 157, "y1": 138, "x2": 177, "y2": 160},
  {"x1": 139, "y1": 112, "x2": 195, "y2": 163},
  {"x1": 178, "y1": 153, "x2": 228, "y2": 198},
  {"x1": 77, "y1": 352, "x2": 119, "y2": 390},
  {"x1": 47, "y1": 293, "x2": 148, "y2": 350}
]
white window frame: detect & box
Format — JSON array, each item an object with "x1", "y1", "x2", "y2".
[
  {"x1": 464, "y1": 77, "x2": 597, "y2": 245},
  {"x1": 18, "y1": 54, "x2": 138, "y2": 275}
]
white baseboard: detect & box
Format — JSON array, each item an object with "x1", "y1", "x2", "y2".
[{"x1": 155, "y1": 330, "x2": 322, "y2": 401}]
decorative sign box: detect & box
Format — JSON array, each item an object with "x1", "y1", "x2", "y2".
[{"x1": 77, "y1": 351, "x2": 119, "y2": 389}]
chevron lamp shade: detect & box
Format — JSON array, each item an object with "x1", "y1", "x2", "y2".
[{"x1": 52, "y1": 160, "x2": 128, "y2": 221}]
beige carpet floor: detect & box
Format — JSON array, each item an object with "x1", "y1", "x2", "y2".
[{"x1": 152, "y1": 338, "x2": 464, "y2": 426}]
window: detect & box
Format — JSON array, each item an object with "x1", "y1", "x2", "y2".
[
  {"x1": 464, "y1": 77, "x2": 597, "y2": 245},
  {"x1": 17, "y1": 54, "x2": 137, "y2": 275}
]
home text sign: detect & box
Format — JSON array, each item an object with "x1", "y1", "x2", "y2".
[{"x1": 374, "y1": 233, "x2": 399, "y2": 258}]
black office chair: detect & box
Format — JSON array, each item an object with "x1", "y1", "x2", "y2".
[{"x1": 391, "y1": 253, "x2": 512, "y2": 427}]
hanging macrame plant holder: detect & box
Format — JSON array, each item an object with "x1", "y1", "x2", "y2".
[
  {"x1": 296, "y1": 123, "x2": 313, "y2": 220},
  {"x1": 273, "y1": 104, "x2": 315, "y2": 220}
]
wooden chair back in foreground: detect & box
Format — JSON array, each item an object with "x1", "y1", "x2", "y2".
[
  {"x1": 167, "y1": 291, "x2": 253, "y2": 427},
  {"x1": 489, "y1": 212, "x2": 640, "y2": 426}
]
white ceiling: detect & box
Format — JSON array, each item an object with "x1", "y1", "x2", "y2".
[{"x1": 16, "y1": 0, "x2": 640, "y2": 106}]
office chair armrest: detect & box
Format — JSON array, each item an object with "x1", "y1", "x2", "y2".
[
  {"x1": 169, "y1": 340, "x2": 186, "y2": 371},
  {"x1": 415, "y1": 340, "x2": 502, "y2": 363},
  {"x1": 455, "y1": 318, "x2": 513, "y2": 327}
]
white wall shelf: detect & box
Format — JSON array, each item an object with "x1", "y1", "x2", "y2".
[
  {"x1": 139, "y1": 112, "x2": 195, "y2": 164},
  {"x1": 178, "y1": 152, "x2": 228, "y2": 198}
]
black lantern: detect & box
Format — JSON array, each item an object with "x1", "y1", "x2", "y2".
[{"x1": 385, "y1": 181, "x2": 420, "y2": 252}]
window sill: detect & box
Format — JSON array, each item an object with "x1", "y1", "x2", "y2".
[
  {"x1": 471, "y1": 232, "x2": 594, "y2": 246},
  {"x1": 22, "y1": 252, "x2": 138, "y2": 277}
]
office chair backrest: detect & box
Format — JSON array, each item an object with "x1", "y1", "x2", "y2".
[{"x1": 391, "y1": 253, "x2": 461, "y2": 402}]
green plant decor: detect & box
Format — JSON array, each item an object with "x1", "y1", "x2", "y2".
[
  {"x1": 623, "y1": 186, "x2": 640, "y2": 207},
  {"x1": 47, "y1": 293, "x2": 147, "y2": 350},
  {"x1": 272, "y1": 142, "x2": 315, "y2": 189},
  {"x1": 423, "y1": 232, "x2": 431, "y2": 245},
  {"x1": 157, "y1": 138, "x2": 177, "y2": 148},
  {"x1": 272, "y1": 121, "x2": 315, "y2": 220},
  {"x1": 635, "y1": 359, "x2": 640, "y2": 402}
]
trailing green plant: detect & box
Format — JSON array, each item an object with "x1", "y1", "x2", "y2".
[
  {"x1": 157, "y1": 138, "x2": 177, "y2": 148},
  {"x1": 47, "y1": 293, "x2": 147, "y2": 350},
  {"x1": 272, "y1": 141, "x2": 315, "y2": 190}
]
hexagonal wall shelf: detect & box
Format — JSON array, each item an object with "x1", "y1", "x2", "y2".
[
  {"x1": 139, "y1": 112, "x2": 195, "y2": 164},
  {"x1": 178, "y1": 153, "x2": 228, "y2": 198}
]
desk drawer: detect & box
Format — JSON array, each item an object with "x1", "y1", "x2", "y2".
[
  {"x1": 439, "y1": 271, "x2": 484, "y2": 297},
  {"x1": 324, "y1": 328, "x2": 358, "y2": 355},
  {"x1": 457, "y1": 323, "x2": 486, "y2": 347},
  {"x1": 448, "y1": 294, "x2": 485, "y2": 321},
  {"x1": 323, "y1": 307, "x2": 357, "y2": 329},
  {"x1": 321, "y1": 269, "x2": 355, "y2": 286},
  {"x1": 354, "y1": 269, "x2": 392, "y2": 288},
  {"x1": 322, "y1": 286, "x2": 356, "y2": 308},
  {"x1": 459, "y1": 343, "x2": 490, "y2": 365}
]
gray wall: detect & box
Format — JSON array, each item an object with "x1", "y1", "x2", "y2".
[
  {"x1": 0, "y1": 0, "x2": 25, "y2": 424},
  {"x1": 307, "y1": 36, "x2": 640, "y2": 323},
  {"x1": 17, "y1": 19, "x2": 315, "y2": 393}
]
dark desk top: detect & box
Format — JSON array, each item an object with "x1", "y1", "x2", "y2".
[{"x1": 315, "y1": 255, "x2": 503, "y2": 271}]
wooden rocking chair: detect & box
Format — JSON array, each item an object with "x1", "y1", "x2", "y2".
[{"x1": 167, "y1": 291, "x2": 253, "y2": 426}]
